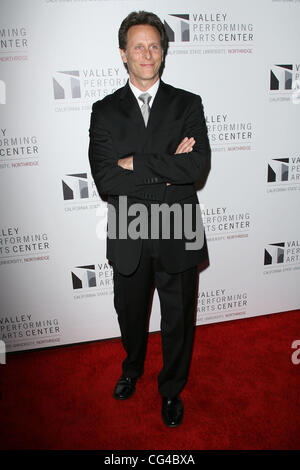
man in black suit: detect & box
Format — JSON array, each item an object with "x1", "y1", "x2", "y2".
[{"x1": 89, "y1": 11, "x2": 211, "y2": 427}]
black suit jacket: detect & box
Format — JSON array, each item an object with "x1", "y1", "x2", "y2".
[{"x1": 89, "y1": 80, "x2": 211, "y2": 275}]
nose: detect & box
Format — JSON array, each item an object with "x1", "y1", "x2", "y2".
[{"x1": 144, "y1": 47, "x2": 152, "y2": 60}]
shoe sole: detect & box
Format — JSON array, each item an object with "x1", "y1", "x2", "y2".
[
  {"x1": 113, "y1": 388, "x2": 136, "y2": 400},
  {"x1": 161, "y1": 411, "x2": 184, "y2": 428}
]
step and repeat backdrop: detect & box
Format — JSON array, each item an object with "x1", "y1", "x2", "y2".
[{"x1": 1, "y1": 0, "x2": 299, "y2": 352}]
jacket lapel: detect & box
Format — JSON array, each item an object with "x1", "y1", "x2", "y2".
[
  {"x1": 119, "y1": 81, "x2": 145, "y2": 127},
  {"x1": 118, "y1": 80, "x2": 172, "y2": 149},
  {"x1": 146, "y1": 80, "x2": 171, "y2": 134}
]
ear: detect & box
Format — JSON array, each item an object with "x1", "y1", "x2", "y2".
[{"x1": 119, "y1": 48, "x2": 127, "y2": 64}]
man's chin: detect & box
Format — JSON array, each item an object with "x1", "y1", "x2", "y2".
[
  {"x1": 141, "y1": 72, "x2": 159, "y2": 81},
  {"x1": 129, "y1": 71, "x2": 160, "y2": 86}
]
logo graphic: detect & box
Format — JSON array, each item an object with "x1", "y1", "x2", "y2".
[
  {"x1": 264, "y1": 243, "x2": 285, "y2": 265},
  {"x1": 0, "y1": 80, "x2": 6, "y2": 104},
  {"x1": 71, "y1": 265, "x2": 96, "y2": 289},
  {"x1": 270, "y1": 65, "x2": 293, "y2": 90},
  {"x1": 267, "y1": 158, "x2": 289, "y2": 182},
  {"x1": 62, "y1": 173, "x2": 89, "y2": 200},
  {"x1": 266, "y1": 157, "x2": 300, "y2": 187},
  {"x1": 53, "y1": 71, "x2": 81, "y2": 99},
  {"x1": 263, "y1": 240, "x2": 300, "y2": 270},
  {"x1": 164, "y1": 14, "x2": 190, "y2": 42}
]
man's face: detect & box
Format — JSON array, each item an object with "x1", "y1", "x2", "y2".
[{"x1": 120, "y1": 24, "x2": 163, "y2": 87}]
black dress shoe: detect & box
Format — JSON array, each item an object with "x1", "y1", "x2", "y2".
[
  {"x1": 161, "y1": 396, "x2": 184, "y2": 427},
  {"x1": 113, "y1": 375, "x2": 137, "y2": 400}
]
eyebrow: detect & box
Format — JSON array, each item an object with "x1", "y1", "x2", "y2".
[{"x1": 134, "y1": 41, "x2": 160, "y2": 46}]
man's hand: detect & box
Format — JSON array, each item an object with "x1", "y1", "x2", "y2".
[
  {"x1": 166, "y1": 137, "x2": 196, "y2": 186},
  {"x1": 175, "y1": 137, "x2": 195, "y2": 155},
  {"x1": 118, "y1": 156, "x2": 133, "y2": 171}
]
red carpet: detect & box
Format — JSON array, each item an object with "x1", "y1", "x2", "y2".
[{"x1": 0, "y1": 310, "x2": 299, "y2": 450}]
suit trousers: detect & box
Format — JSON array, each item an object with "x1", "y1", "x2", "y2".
[{"x1": 112, "y1": 237, "x2": 198, "y2": 398}]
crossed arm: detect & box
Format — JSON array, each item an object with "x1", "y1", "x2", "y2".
[
  {"x1": 118, "y1": 137, "x2": 195, "y2": 186},
  {"x1": 118, "y1": 137, "x2": 196, "y2": 171},
  {"x1": 89, "y1": 95, "x2": 210, "y2": 196}
]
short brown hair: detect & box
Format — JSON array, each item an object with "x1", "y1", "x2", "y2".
[{"x1": 118, "y1": 11, "x2": 169, "y2": 74}]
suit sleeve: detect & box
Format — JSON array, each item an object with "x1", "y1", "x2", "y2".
[
  {"x1": 133, "y1": 95, "x2": 211, "y2": 185},
  {"x1": 88, "y1": 103, "x2": 137, "y2": 196}
]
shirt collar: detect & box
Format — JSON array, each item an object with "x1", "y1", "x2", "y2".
[{"x1": 129, "y1": 79, "x2": 160, "y2": 108}]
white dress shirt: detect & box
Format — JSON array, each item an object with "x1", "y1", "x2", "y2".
[
  {"x1": 126, "y1": 79, "x2": 160, "y2": 170},
  {"x1": 129, "y1": 79, "x2": 160, "y2": 109}
]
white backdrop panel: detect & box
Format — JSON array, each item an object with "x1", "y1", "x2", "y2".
[{"x1": 0, "y1": 0, "x2": 299, "y2": 352}]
